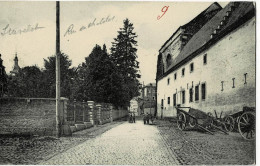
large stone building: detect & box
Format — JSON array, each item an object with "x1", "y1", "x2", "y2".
[{"x1": 156, "y1": 2, "x2": 255, "y2": 118}]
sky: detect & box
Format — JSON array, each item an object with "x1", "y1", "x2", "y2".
[{"x1": 0, "y1": 1, "x2": 229, "y2": 85}]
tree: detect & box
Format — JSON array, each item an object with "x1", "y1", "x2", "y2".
[
  {"x1": 110, "y1": 18, "x2": 140, "y2": 106},
  {"x1": 73, "y1": 44, "x2": 114, "y2": 103},
  {"x1": 7, "y1": 65, "x2": 44, "y2": 97},
  {"x1": 43, "y1": 53, "x2": 75, "y2": 98},
  {"x1": 0, "y1": 55, "x2": 8, "y2": 97}
]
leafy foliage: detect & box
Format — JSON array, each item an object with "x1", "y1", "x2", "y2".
[
  {"x1": 7, "y1": 65, "x2": 44, "y2": 97},
  {"x1": 0, "y1": 57, "x2": 8, "y2": 97},
  {"x1": 110, "y1": 18, "x2": 141, "y2": 106},
  {"x1": 5, "y1": 18, "x2": 140, "y2": 107},
  {"x1": 43, "y1": 53, "x2": 75, "y2": 98}
]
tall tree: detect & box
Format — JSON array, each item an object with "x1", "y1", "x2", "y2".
[
  {"x1": 0, "y1": 55, "x2": 8, "y2": 97},
  {"x1": 110, "y1": 18, "x2": 140, "y2": 106},
  {"x1": 74, "y1": 44, "x2": 114, "y2": 103},
  {"x1": 43, "y1": 53, "x2": 75, "y2": 98}
]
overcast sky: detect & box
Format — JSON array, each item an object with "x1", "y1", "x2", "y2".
[{"x1": 0, "y1": 1, "x2": 229, "y2": 84}]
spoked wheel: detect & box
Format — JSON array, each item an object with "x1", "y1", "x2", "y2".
[
  {"x1": 207, "y1": 112, "x2": 214, "y2": 118},
  {"x1": 224, "y1": 116, "x2": 235, "y2": 132},
  {"x1": 189, "y1": 117, "x2": 197, "y2": 128},
  {"x1": 177, "y1": 112, "x2": 186, "y2": 130},
  {"x1": 238, "y1": 112, "x2": 255, "y2": 140}
]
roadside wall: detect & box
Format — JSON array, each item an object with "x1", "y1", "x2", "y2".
[{"x1": 0, "y1": 98, "x2": 67, "y2": 136}]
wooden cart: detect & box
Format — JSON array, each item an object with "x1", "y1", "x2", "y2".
[
  {"x1": 224, "y1": 106, "x2": 255, "y2": 140},
  {"x1": 176, "y1": 107, "x2": 228, "y2": 135}
]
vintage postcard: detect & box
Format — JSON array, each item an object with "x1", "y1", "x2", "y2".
[{"x1": 0, "y1": 1, "x2": 256, "y2": 165}]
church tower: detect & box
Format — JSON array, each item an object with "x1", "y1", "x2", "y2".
[{"x1": 10, "y1": 52, "x2": 21, "y2": 76}]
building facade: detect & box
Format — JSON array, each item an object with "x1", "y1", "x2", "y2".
[
  {"x1": 129, "y1": 98, "x2": 139, "y2": 116},
  {"x1": 139, "y1": 83, "x2": 156, "y2": 115},
  {"x1": 156, "y1": 2, "x2": 255, "y2": 118}
]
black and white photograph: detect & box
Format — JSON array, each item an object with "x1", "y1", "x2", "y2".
[{"x1": 0, "y1": 1, "x2": 256, "y2": 165}]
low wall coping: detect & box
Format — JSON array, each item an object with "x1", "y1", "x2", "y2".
[{"x1": 0, "y1": 97, "x2": 69, "y2": 101}]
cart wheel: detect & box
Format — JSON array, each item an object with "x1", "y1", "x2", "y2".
[
  {"x1": 189, "y1": 117, "x2": 197, "y2": 128},
  {"x1": 177, "y1": 112, "x2": 186, "y2": 130},
  {"x1": 238, "y1": 112, "x2": 255, "y2": 140},
  {"x1": 207, "y1": 112, "x2": 213, "y2": 117},
  {"x1": 224, "y1": 116, "x2": 235, "y2": 132}
]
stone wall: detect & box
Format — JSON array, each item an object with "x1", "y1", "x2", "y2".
[
  {"x1": 0, "y1": 98, "x2": 129, "y2": 136},
  {"x1": 0, "y1": 97, "x2": 68, "y2": 136},
  {"x1": 65, "y1": 100, "x2": 128, "y2": 132}
]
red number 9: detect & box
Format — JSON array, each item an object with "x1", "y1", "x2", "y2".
[{"x1": 157, "y1": 6, "x2": 169, "y2": 20}]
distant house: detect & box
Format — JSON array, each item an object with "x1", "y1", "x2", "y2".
[
  {"x1": 129, "y1": 98, "x2": 139, "y2": 116},
  {"x1": 139, "y1": 83, "x2": 156, "y2": 115},
  {"x1": 156, "y1": 2, "x2": 255, "y2": 118}
]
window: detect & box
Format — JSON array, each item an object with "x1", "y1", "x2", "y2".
[
  {"x1": 232, "y1": 78, "x2": 235, "y2": 88},
  {"x1": 167, "y1": 78, "x2": 170, "y2": 85},
  {"x1": 182, "y1": 68, "x2": 185, "y2": 76},
  {"x1": 166, "y1": 54, "x2": 172, "y2": 68},
  {"x1": 221, "y1": 81, "x2": 224, "y2": 91},
  {"x1": 174, "y1": 73, "x2": 177, "y2": 80},
  {"x1": 161, "y1": 99, "x2": 164, "y2": 107},
  {"x1": 203, "y1": 54, "x2": 207, "y2": 64},
  {"x1": 190, "y1": 63, "x2": 194, "y2": 72},
  {"x1": 195, "y1": 85, "x2": 199, "y2": 101},
  {"x1": 244, "y1": 73, "x2": 247, "y2": 84},
  {"x1": 173, "y1": 94, "x2": 176, "y2": 106},
  {"x1": 182, "y1": 90, "x2": 185, "y2": 104},
  {"x1": 201, "y1": 83, "x2": 206, "y2": 100},
  {"x1": 189, "y1": 88, "x2": 193, "y2": 102},
  {"x1": 168, "y1": 97, "x2": 170, "y2": 104}
]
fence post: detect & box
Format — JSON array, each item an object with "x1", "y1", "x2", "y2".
[
  {"x1": 87, "y1": 101, "x2": 94, "y2": 125},
  {"x1": 82, "y1": 100, "x2": 86, "y2": 122},
  {"x1": 73, "y1": 99, "x2": 76, "y2": 123},
  {"x1": 109, "y1": 104, "x2": 113, "y2": 122},
  {"x1": 61, "y1": 98, "x2": 72, "y2": 136},
  {"x1": 96, "y1": 104, "x2": 102, "y2": 125}
]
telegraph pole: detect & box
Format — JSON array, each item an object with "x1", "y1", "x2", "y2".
[
  {"x1": 56, "y1": 1, "x2": 61, "y2": 137},
  {"x1": 150, "y1": 83, "x2": 152, "y2": 115}
]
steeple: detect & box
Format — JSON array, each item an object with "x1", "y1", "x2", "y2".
[
  {"x1": 0, "y1": 54, "x2": 3, "y2": 66},
  {"x1": 10, "y1": 52, "x2": 21, "y2": 76}
]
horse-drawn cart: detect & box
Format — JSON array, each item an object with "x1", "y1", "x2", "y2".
[
  {"x1": 176, "y1": 106, "x2": 255, "y2": 140},
  {"x1": 224, "y1": 107, "x2": 255, "y2": 140},
  {"x1": 176, "y1": 107, "x2": 228, "y2": 135}
]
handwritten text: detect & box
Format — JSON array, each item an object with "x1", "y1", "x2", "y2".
[
  {"x1": 157, "y1": 6, "x2": 169, "y2": 20},
  {"x1": 64, "y1": 15, "x2": 115, "y2": 37},
  {"x1": 1, "y1": 23, "x2": 45, "y2": 36}
]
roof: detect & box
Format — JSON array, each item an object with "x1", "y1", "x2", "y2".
[
  {"x1": 144, "y1": 83, "x2": 156, "y2": 87},
  {"x1": 163, "y1": 2, "x2": 255, "y2": 77},
  {"x1": 159, "y1": 2, "x2": 222, "y2": 52}
]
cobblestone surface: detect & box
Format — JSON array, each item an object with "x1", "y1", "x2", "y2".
[
  {"x1": 41, "y1": 120, "x2": 179, "y2": 165},
  {"x1": 0, "y1": 121, "x2": 124, "y2": 165},
  {"x1": 0, "y1": 118, "x2": 255, "y2": 165},
  {"x1": 156, "y1": 119, "x2": 255, "y2": 165}
]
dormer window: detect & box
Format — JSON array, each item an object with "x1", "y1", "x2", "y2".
[{"x1": 166, "y1": 54, "x2": 172, "y2": 68}]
